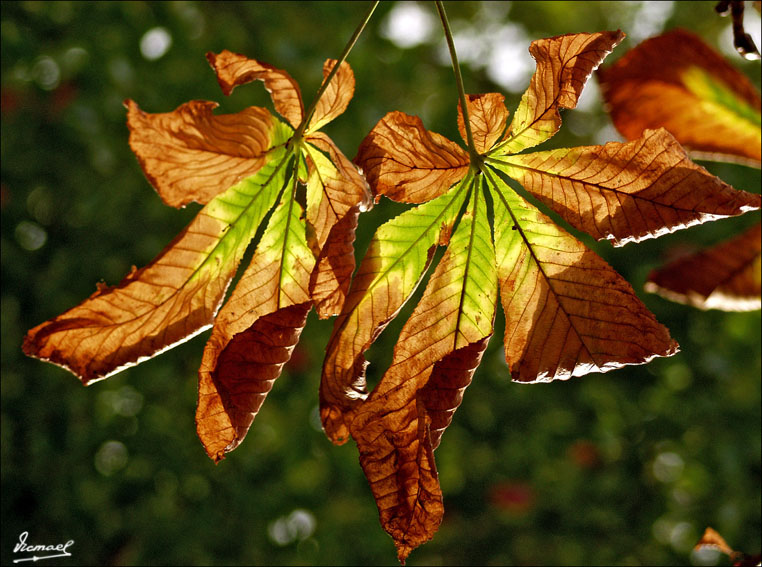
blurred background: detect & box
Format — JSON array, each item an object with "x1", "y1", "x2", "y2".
[{"x1": 2, "y1": 2, "x2": 760, "y2": 565}]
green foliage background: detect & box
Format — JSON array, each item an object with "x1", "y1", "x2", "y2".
[{"x1": 1, "y1": 2, "x2": 760, "y2": 565}]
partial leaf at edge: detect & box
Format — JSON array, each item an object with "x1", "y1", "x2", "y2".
[
  {"x1": 207, "y1": 49, "x2": 304, "y2": 128},
  {"x1": 320, "y1": 176, "x2": 472, "y2": 444},
  {"x1": 645, "y1": 221, "x2": 761, "y2": 311},
  {"x1": 496, "y1": 30, "x2": 624, "y2": 155},
  {"x1": 196, "y1": 187, "x2": 316, "y2": 461},
  {"x1": 354, "y1": 111, "x2": 469, "y2": 204},
  {"x1": 694, "y1": 527, "x2": 739, "y2": 559},
  {"x1": 23, "y1": 145, "x2": 292, "y2": 385},
  {"x1": 598, "y1": 28, "x2": 762, "y2": 166},
  {"x1": 349, "y1": 183, "x2": 497, "y2": 563},
  {"x1": 486, "y1": 168, "x2": 678, "y2": 382},
  {"x1": 490, "y1": 128, "x2": 762, "y2": 247},
  {"x1": 126, "y1": 100, "x2": 284, "y2": 208}
]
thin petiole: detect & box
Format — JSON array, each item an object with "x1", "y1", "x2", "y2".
[
  {"x1": 436, "y1": 0, "x2": 481, "y2": 166},
  {"x1": 293, "y1": 1, "x2": 379, "y2": 141}
]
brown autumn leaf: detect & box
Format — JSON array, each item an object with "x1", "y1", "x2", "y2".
[
  {"x1": 598, "y1": 29, "x2": 761, "y2": 311},
  {"x1": 357, "y1": 110, "x2": 470, "y2": 204},
  {"x1": 695, "y1": 526, "x2": 738, "y2": 558},
  {"x1": 23, "y1": 51, "x2": 371, "y2": 463},
  {"x1": 208, "y1": 49, "x2": 304, "y2": 127},
  {"x1": 645, "y1": 222, "x2": 761, "y2": 310},
  {"x1": 321, "y1": 30, "x2": 760, "y2": 562},
  {"x1": 598, "y1": 28, "x2": 761, "y2": 166},
  {"x1": 695, "y1": 526, "x2": 762, "y2": 566},
  {"x1": 126, "y1": 100, "x2": 275, "y2": 208},
  {"x1": 494, "y1": 128, "x2": 760, "y2": 247}
]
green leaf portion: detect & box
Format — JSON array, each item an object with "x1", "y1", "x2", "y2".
[
  {"x1": 255, "y1": 164, "x2": 316, "y2": 308},
  {"x1": 347, "y1": 172, "x2": 474, "y2": 327},
  {"x1": 193, "y1": 154, "x2": 313, "y2": 461},
  {"x1": 681, "y1": 66, "x2": 762, "y2": 128},
  {"x1": 194, "y1": 146, "x2": 314, "y2": 462},
  {"x1": 369, "y1": 178, "x2": 471, "y2": 303},
  {"x1": 303, "y1": 139, "x2": 341, "y2": 248},
  {"x1": 486, "y1": 166, "x2": 677, "y2": 382},
  {"x1": 22, "y1": 123, "x2": 294, "y2": 384},
  {"x1": 361, "y1": 177, "x2": 498, "y2": 404},
  {"x1": 319, "y1": 173, "x2": 472, "y2": 444},
  {"x1": 187, "y1": 135, "x2": 293, "y2": 291},
  {"x1": 331, "y1": 179, "x2": 497, "y2": 562},
  {"x1": 444, "y1": 177, "x2": 498, "y2": 350}
]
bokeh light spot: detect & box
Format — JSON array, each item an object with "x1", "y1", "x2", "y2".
[
  {"x1": 381, "y1": 2, "x2": 435, "y2": 49},
  {"x1": 653, "y1": 451, "x2": 685, "y2": 483},
  {"x1": 15, "y1": 220, "x2": 47, "y2": 251},
  {"x1": 94, "y1": 440, "x2": 129, "y2": 476},
  {"x1": 140, "y1": 27, "x2": 172, "y2": 60},
  {"x1": 268, "y1": 509, "x2": 317, "y2": 546},
  {"x1": 32, "y1": 56, "x2": 60, "y2": 90}
]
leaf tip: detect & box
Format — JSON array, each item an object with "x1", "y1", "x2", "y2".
[
  {"x1": 21, "y1": 325, "x2": 104, "y2": 387},
  {"x1": 396, "y1": 543, "x2": 412, "y2": 565},
  {"x1": 205, "y1": 49, "x2": 240, "y2": 96},
  {"x1": 319, "y1": 404, "x2": 353, "y2": 445},
  {"x1": 695, "y1": 526, "x2": 736, "y2": 557}
]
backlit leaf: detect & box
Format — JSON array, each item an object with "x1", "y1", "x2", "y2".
[
  {"x1": 23, "y1": 140, "x2": 291, "y2": 384},
  {"x1": 306, "y1": 59, "x2": 355, "y2": 133},
  {"x1": 349, "y1": 183, "x2": 497, "y2": 562},
  {"x1": 24, "y1": 51, "x2": 369, "y2": 464},
  {"x1": 645, "y1": 222, "x2": 761, "y2": 311},
  {"x1": 598, "y1": 29, "x2": 762, "y2": 166},
  {"x1": 303, "y1": 132, "x2": 372, "y2": 318},
  {"x1": 598, "y1": 28, "x2": 761, "y2": 311},
  {"x1": 207, "y1": 49, "x2": 304, "y2": 128},
  {"x1": 487, "y1": 169, "x2": 677, "y2": 382},
  {"x1": 695, "y1": 526, "x2": 761, "y2": 566},
  {"x1": 320, "y1": 178, "x2": 470, "y2": 444},
  {"x1": 355, "y1": 110, "x2": 469, "y2": 204},
  {"x1": 126, "y1": 100, "x2": 278, "y2": 208},
  {"x1": 456, "y1": 93, "x2": 510, "y2": 153},
  {"x1": 328, "y1": 30, "x2": 758, "y2": 561},
  {"x1": 695, "y1": 526, "x2": 737, "y2": 557},
  {"x1": 310, "y1": 203, "x2": 363, "y2": 318},
  {"x1": 196, "y1": 190, "x2": 315, "y2": 460},
  {"x1": 489, "y1": 128, "x2": 761, "y2": 246},
  {"x1": 495, "y1": 30, "x2": 624, "y2": 155}
]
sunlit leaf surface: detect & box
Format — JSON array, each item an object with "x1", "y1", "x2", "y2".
[
  {"x1": 599, "y1": 28, "x2": 761, "y2": 311},
  {"x1": 23, "y1": 51, "x2": 370, "y2": 462},
  {"x1": 646, "y1": 222, "x2": 761, "y2": 311},
  {"x1": 598, "y1": 28, "x2": 761, "y2": 166},
  {"x1": 324, "y1": 31, "x2": 759, "y2": 562}
]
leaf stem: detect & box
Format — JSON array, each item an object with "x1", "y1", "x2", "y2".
[
  {"x1": 436, "y1": 1, "x2": 481, "y2": 167},
  {"x1": 293, "y1": 1, "x2": 379, "y2": 141}
]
